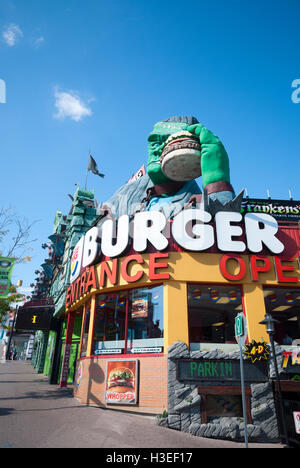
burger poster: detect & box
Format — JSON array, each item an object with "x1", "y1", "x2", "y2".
[
  {"x1": 105, "y1": 359, "x2": 138, "y2": 405},
  {"x1": 131, "y1": 297, "x2": 148, "y2": 319}
]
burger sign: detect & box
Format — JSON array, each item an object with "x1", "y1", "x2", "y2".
[{"x1": 105, "y1": 360, "x2": 138, "y2": 405}]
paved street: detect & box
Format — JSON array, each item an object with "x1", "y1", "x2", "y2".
[{"x1": 0, "y1": 361, "x2": 283, "y2": 449}]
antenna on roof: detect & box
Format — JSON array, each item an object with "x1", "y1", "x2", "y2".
[
  {"x1": 289, "y1": 189, "x2": 293, "y2": 201},
  {"x1": 267, "y1": 188, "x2": 271, "y2": 200}
]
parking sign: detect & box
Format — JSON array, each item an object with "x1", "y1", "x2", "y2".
[{"x1": 235, "y1": 314, "x2": 244, "y2": 337}]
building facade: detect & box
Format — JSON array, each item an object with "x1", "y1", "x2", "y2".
[
  {"x1": 26, "y1": 116, "x2": 300, "y2": 444},
  {"x1": 62, "y1": 197, "x2": 300, "y2": 444}
]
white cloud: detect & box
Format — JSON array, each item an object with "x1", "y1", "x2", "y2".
[
  {"x1": 2, "y1": 23, "x2": 23, "y2": 46},
  {"x1": 33, "y1": 35, "x2": 44, "y2": 48},
  {"x1": 53, "y1": 88, "x2": 92, "y2": 122}
]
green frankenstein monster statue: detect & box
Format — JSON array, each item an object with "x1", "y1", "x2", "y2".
[{"x1": 97, "y1": 116, "x2": 241, "y2": 222}]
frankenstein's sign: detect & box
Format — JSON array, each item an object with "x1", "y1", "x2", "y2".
[
  {"x1": 177, "y1": 359, "x2": 267, "y2": 383},
  {"x1": 241, "y1": 198, "x2": 300, "y2": 222}
]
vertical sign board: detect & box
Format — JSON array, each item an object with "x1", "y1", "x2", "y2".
[
  {"x1": 60, "y1": 344, "x2": 71, "y2": 384},
  {"x1": 235, "y1": 314, "x2": 243, "y2": 337},
  {"x1": 235, "y1": 313, "x2": 247, "y2": 346},
  {"x1": 105, "y1": 360, "x2": 138, "y2": 405},
  {"x1": 59, "y1": 313, "x2": 75, "y2": 388},
  {"x1": 0, "y1": 257, "x2": 16, "y2": 298}
]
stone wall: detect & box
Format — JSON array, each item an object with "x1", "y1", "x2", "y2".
[{"x1": 157, "y1": 341, "x2": 280, "y2": 442}]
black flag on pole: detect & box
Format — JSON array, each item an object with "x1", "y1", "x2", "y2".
[{"x1": 87, "y1": 154, "x2": 105, "y2": 178}]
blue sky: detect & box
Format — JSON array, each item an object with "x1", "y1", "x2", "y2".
[{"x1": 0, "y1": 0, "x2": 300, "y2": 293}]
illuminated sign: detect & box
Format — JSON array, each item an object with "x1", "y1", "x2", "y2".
[
  {"x1": 243, "y1": 340, "x2": 270, "y2": 363},
  {"x1": 15, "y1": 306, "x2": 54, "y2": 331},
  {"x1": 282, "y1": 350, "x2": 300, "y2": 369},
  {"x1": 69, "y1": 210, "x2": 284, "y2": 283},
  {"x1": 177, "y1": 359, "x2": 267, "y2": 382}
]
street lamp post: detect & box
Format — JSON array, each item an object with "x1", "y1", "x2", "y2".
[{"x1": 259, "y1": 313, "x2": 290, "y2": 448}]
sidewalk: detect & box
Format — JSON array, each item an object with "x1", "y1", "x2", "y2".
[{"x1": 0, "y1": 361, "x2": 283, "y2": 449}]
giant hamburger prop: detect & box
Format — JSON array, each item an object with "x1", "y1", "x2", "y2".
[
  {"x1": 160, "y1": 130, "x2": 201, "y2": 182},
  {"x1": 107, "y1": 367, "x2": 135, "y2": 393}
]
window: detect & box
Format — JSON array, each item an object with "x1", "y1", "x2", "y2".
[
  {"x1": 126, "y1": 285, "x2": 163, "y2": 354},
  {"x1": 264, "y1": 288, "x2": 300, "y2": 345},
  {"x1": 205, "y1": 394, "x2": 243, "y2": 420},
  {"x1": 199, "y1": 386, "x2": 252, "y2": 424},
  {"x1": 92, "y1": 294, "x2": 127, "y2": 355},
  {"x1": 80, "y1": 303, "x2": 90, "y2": 358},
  {"x1": 188, "y1": 285, "x2": 242, "y2": 347},
  {"x1": 91, "y1": 285, "x2": 163, "y2": 356}
]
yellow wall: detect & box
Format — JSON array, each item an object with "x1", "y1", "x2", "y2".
[{"x1": 164, "y1": 281, "x2": 189, "y2": 348}]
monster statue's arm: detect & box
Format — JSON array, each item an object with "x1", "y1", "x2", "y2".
[{"x1": 187, "y1": 123, "x2": 235, "y2": 203}]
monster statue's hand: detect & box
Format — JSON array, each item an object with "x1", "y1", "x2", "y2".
[{"x1": 186, "y1": 123, "x2": 235, "y2": 204}]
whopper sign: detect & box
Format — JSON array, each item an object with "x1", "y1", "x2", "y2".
[{"x1": 105, "y1": 359, "x2": 138, "y2": 405}]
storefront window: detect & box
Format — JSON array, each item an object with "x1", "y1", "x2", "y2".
[
  {"x1": 199, "y1": 386, "x2": 251, "y2": 424},
  {"x1": 91, "y1": 285, "x2": 163, "y2": 356},
  {"x1": 205, "y1": 394, "x2": 243, "y2": 421},
  {"x1": 80, "y1": 304, "x2": 90, "y2": 358},
  {"x1": 188, "y1": 285, "x2": 242, "y2": 348},
  {"x1": 126, "y1": 285, "x2": 163, "y2": 354},
  {"x1": 92, "y1": 294, "x2": 127, "y2": 355},
  {"x1": 264, "y1": 288, "x2": 300, "y2": 345}
]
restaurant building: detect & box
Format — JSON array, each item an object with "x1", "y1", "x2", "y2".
[
  {"x1": 32, "y1": 115, "x2": 298, "y2": 443},
  {"x1": 62, "y1": 194, "x2": 300, "y2": 443}
]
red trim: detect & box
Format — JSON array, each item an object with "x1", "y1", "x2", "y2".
[
  {"x1": 89, "y1": 284, "x2": 164, "y2": 357},
  {"x1": 124, "y1": 290, "x2": 129, "y2": 353},
  {"x1": 240, "y1": 286, "x2": 249, "y2": 344}
]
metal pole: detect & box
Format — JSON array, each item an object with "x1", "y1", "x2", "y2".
[
  {"x1": 269, "y1": 334, "x2": 290, "y2": 447},
  {"x1": 239, "y1": 337, "x2": 248, "y2": 448}
]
